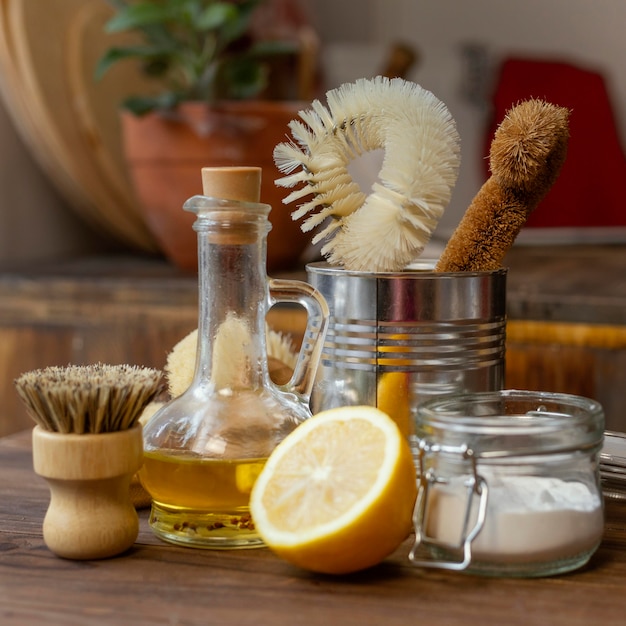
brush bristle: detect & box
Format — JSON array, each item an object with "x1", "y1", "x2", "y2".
[
  {"x1": 165, "y1": 325, "x2": 299, "y2": 399},
  {"x1": 14, "y1": 364, "x2": 163, "y2": 434},
  {"x1": 274, "y1": 76, "x2": 460, "y2": 272},
  {"x1": 489, "y1": 98, "x2": 570, "y2": 196},
  {"x1": 436, "y1": 99, "x2": 570, "y2": 273}
]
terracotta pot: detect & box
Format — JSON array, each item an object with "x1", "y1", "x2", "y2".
[{"x1": 121, "y1": 101, "x2": 311, "y2": 273}]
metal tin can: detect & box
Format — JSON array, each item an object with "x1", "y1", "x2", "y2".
[{"x1": 306, "y1": 262, "x2": 507, "y2": 432}]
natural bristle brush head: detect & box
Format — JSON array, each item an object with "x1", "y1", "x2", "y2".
[
  {"x1": 489, "y1": 98, "x2": 570, "y2": 196},
  {"x1": 14, "y1": 363, "x2": 164, "y2": 434},
  {"x1": 274, "y1": 76, "x2": 461, "y2": 272},
  {"x1": 436, "y1": 99, "x2": 570, "y2": 273}
]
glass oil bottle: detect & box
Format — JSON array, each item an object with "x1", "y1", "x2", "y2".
[{"x1": 140, "y1": 167, "x2": 328, "y2": 548}]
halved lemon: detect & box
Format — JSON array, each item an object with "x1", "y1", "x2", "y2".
[{"x1": 249, "y1": 406, "x2": 417, "y2": 574}]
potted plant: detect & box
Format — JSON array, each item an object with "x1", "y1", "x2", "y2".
[{"x1": 97, "y1": 0, "x2": 317, "y2": 272}]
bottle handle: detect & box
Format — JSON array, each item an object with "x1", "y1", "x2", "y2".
[{"x1": 268, "y1": 278, "x2": 329, "y2": 404}]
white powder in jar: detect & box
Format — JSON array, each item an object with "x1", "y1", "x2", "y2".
[{"x1": 424, "y1": 472, "x2": 604, "y2": 563}]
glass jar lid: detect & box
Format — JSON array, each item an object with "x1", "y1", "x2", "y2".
[{"x1": 414, "y1": 389, "x2": 605, "y2": 459}]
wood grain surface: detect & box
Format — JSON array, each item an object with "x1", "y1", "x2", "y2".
[{"x1": 1, "y1": 429, "x2": 625, "y2": 626}]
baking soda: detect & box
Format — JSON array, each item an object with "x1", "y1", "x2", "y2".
[{"x1": 425, "y1": 472, "x2": 604, "y2": 563}]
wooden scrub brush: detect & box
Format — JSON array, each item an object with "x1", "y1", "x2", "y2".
[
  {"x1": 274, "y1": 76, "x2": 461, "y2": 272},
  {"x1": 14, "y1": 363, "x2": 162, "y2": 560},
  {"x1": 436, "y1": 99, "x2": 570, "y2": 272}
]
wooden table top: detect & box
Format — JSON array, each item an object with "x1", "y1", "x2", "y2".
[{"x1": 1, "y1": 430, "x2": 625, "y2": 626}]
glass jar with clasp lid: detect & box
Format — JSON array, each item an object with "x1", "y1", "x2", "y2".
[{"x1": 409, "y1": 390, "x2": 605, "y2": 577}]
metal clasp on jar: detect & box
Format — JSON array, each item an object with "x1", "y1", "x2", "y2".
[{"x1": 409, "y1": 440, "x2": 489, "y2": 571}]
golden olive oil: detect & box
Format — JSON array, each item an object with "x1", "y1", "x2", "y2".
[{"x1": 139, "y1": 450, "x2": 266, "y2": 548}]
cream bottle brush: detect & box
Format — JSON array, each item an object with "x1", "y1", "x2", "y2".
[
  {"x1": 14, "y1": 363, "x2": 162, "y2": 560},
  {"x1": 273, "y1": 76, "x2": 461, "y2": 272}
]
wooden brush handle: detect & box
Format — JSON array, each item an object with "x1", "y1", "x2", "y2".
[
  {"x1": 435, "y1": 178, "x2": 529, "y2": 272},
  {"x1": 32, "y1": 426, "x2": 143, "y2": 560}
]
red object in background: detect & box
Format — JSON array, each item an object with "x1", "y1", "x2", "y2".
[{"x1": 487, "y1": 57, "x2": 626, "y2": 228}]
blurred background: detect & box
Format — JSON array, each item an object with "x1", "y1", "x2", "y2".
[
  {"x1": 1, "y1": 0, "x2": 625, "y2": 266},
  {"x1": 2, "y1": 0, "x2": 626, "y2": 436}
]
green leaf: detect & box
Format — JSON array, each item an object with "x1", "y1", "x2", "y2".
[
  {"x1": 122, "y1": 91, "x2": 181, "y2": 116},
  {"x1": 218, "y1": 0, "x2": 262, "y2": 44},
  {"x1": 95, "y1": 45, "x2": 174, "y2": 80},
  {"x1": 196, "y1": 2, "x2": 238, "y2": 31},
  {"x1": 104, "y1": 2, "x2": 176, "y2": 32},
  {"x1": 220, "y1": 57, "x2": 267, "y2": 100},
  {"x1": 94, "y1": 47, "x2": 141, "y2": 79}
]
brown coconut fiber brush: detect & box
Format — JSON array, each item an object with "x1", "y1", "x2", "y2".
[
  {"x1": 436, "y1": 99, "x2": 570, "y2": 272},
  {"x1": 14, "y1": 363, "x2": 162, "y2": 560}
]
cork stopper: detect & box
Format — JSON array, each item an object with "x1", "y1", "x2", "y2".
[{"x1": 201, "y1": 167, "x2": 262, "y2": 203}]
